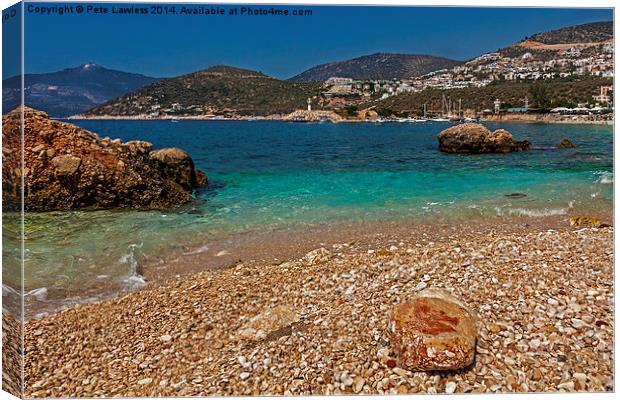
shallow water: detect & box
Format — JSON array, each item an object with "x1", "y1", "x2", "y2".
[{"x1": 4, "y1": 120, "x2": 613, "y2": 317}]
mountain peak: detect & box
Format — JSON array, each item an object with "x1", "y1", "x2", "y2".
[
  {"x1": 193, "y1": 65, "x2": 268, "y2": 78},
  {"x1": 3, "y1": 65, "x2": 158, "y2": 117},
  {"x1": 81, "y1": 63, "x2": 101, "y2": 70},
  {"x1": 290, "y1": 52, "x2": 462, "y2": 82}
]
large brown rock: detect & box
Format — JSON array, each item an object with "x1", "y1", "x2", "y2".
[
  {"x1": 390, "y1": 289, "x2": 477, "y2": 371},
  {"x1": 2, "y1": 107, "x2": 207, "y2": 211},
  {"x1": 150, "y1": 148, "x2": 206, "y2": 189},
  {"x1": 438, "y1": 123, "x2": 532, "y2": 154}
]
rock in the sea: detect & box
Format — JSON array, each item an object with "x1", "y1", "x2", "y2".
[
  {"x1": 150, "y1": 148, "x2": 206, "y2": 189},
  {"x1": 2, "y1": 107, "x2": 207, "y2": 211},
  {"x1": 504, "y1": 193, "x2": 527, "y2": 199},
  {"x1": 237, "y1": 305, "x2": 299, "y2": 341},
  {"x1": 438, "y1": 123, "x2": 532, "y2": 154},
  {"x1": 557, "y1": 138, "x2": 577, "y2": 148},
  {"x1": 389, "y1": 288, "x2": 477, "y2": 371}
]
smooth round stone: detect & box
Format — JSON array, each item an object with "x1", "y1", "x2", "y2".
[{"x1": 389, "y1": 289, "x2": 477, "y2": 371}]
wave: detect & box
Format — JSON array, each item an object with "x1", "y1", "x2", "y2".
[
  {"x1": 495, "y1": 207, "x2": 568, "y2": 218},
  {"x1": 2, "y1": 284, "x2": 21, "y2": 297},
  {"x1": 120, "y1": 243, "x2": 147, "y2": 288},
  {"x1": 2, "y1": 285, "x2": 48, "y2": 300},
  {"x1": 182, "y1": 244, "x2": 210, "y2": 256},
  {"x1": 595, "y1": 171, "x2": 613, "y2": 184},
  {"x1": 25, "y1": 287, "x2": 48, "y2": 300}
]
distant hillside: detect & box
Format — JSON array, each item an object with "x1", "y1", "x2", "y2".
[
  {"x1": 526, "y1": 21, "x2": 613, "y2": 44},
  {"x1": 290, "y1": 53, "x2": 462, "y2": 82},
  {"x1": 371, "y1": 76, "x2": 612, "y2": 116},
  {"x1": 2, "y1": 64, "x2": 158, "y2": 117},
  {"x1": 84, "y1": 66, "x2": 321, "y2": 117},
  {"x1": 465, "y1": 21, "x2": 614, "y2": 66}
]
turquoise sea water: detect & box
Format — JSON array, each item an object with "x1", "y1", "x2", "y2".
[{"x1": 3, "y1": 120, "x2": 613, "y2": 317}]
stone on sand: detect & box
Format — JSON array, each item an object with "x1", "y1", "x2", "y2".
[{"x1": 390, "y1": 288, "x2": 477, "y2": 371}]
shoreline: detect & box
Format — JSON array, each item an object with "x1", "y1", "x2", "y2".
[
  {"x1": 17, "y1": 210, "x2": 613, "y2": 320},
  {"x1": 19, "y1": 214, "x2": 614, "y2": 396},
  {"x1": 67, "y1": 114, "x2": 614, "y2": 125}
]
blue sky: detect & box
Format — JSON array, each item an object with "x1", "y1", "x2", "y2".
[{"x1": 13, "y1": 3, "x2": 614, "y2": 79}]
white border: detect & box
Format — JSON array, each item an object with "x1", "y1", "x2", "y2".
[{"x1": 0, "y1": 1, "x2": 616, "y2": 400}]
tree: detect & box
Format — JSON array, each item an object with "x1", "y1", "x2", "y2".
[
  {"x1": 377, "y1": 107, "x2": 400, "y2": 118},
  {"x1": 529, "y1": 82, "x2": 551, "y2": 110},
  {"x1": 345, "y1": 104, "x2": 359, "y2": 117}
]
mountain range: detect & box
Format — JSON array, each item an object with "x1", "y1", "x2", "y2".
[
  {"x1": 2, "y1": 64, "x2": 158, "y2": 117},
  {"x1": 289, "y1": 53, "x2": 461, "y2": 82},
  {"x1": 3, "y1": 20, "x2": 613, "y2": 118}
]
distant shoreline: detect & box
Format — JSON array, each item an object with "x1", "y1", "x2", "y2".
[{"x1": 67, "y1": 114, "x2": 614, "y2": 125}]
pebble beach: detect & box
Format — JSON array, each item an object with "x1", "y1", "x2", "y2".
[{"x1": 21, "y1": 216, "x2": 613, "y2": 397}]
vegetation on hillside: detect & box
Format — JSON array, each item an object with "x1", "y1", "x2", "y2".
[
  {"x1": 290, "y1": 53, "x2": 461, "y2": 82},
  {"x1": 371, "y1": 76, "x2": 612, "y2": 116},
  {"x1": 526, "y1": 21, "x2": 613, "y2": 44},
  {"x1": 85, "y1": 66, "x2": 322, "y2": 116}
]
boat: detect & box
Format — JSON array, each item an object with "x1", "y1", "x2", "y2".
[{"x1": 171, "y1": 119, "x2": 180, "y2": 123}]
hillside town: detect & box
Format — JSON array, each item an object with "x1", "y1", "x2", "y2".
[
  {"x1": 319, "y1": 40, "x2": 614, "y2": 113},
  {"x1": 63, "y1": 22, "x2": 614, "y2": 124}
]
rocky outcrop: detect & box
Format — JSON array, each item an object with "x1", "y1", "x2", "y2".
[
  {"x1": 557, "y1": 138, "x2": 577, "y2": 148},
  {"x1": 150, "y1": 148, "x2": 206, "y2": 190},
  {"x1": 390, "y1": 289, "x2": 477, "y2": 371},
  {"x1": 2, "y1": 107, "x2": 206, "y2": 211},
  {"x1": 438, "y1": 123, "x2": 532, "y2": 154}
]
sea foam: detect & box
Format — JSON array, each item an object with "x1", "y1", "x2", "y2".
[
  {"x1": 596, "y1": 171, "x2": 613, "y2": 184},
  {"x1": 495, "y1": 207, "x2": 568, "y2": 218}
]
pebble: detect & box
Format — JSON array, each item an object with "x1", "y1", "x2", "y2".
[
  {"x1": 573, "y1": 373, "x2": 587, "y2": 390},
  {"x1": 570, "y1": 318, "x2": 586, "y2": 329},
  {"x1": 558, "y1": 381, "x2": 575, "y2": 391},
  {"x1": 547, "y1": 298, "x2": 559, "y2": 306},
  {"x1": 353, "y1": 376, "x2": 365, "y2": 393},
  {"x1": 19, "y1": 222, "x2": 613, "y2": 396}
]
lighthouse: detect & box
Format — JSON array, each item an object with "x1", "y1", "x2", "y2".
[
  {"x1": 494, "y1": 99, "x2": 501, "y2": 114},
  {"x1": 307, "y1": 98, "x2": 312, "y2": 111}
]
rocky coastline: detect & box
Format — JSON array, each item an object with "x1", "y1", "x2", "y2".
[
  {"x1": 68, "y1": 113, "x2": 614, "y2": 125},
  {"x1": 2, "y1": 107, "x2": 206, "y2": 211}
]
